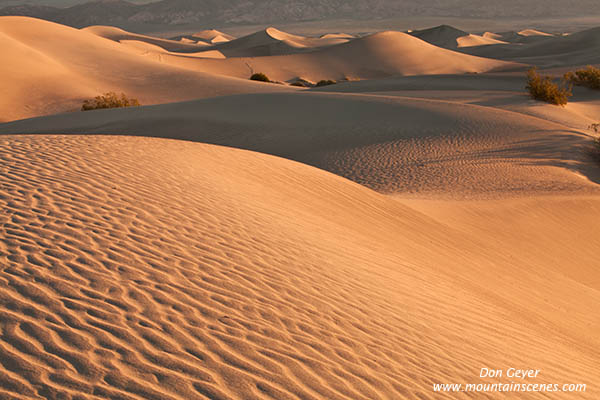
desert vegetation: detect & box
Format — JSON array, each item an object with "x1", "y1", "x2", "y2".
[
  {"x1": 250, "y1": 72, "x2": 270, "y2": 82},
  {"x1": 316, "y1": 79, "x2": 337, "y2": 87},
  {"x1": 526, "y1": 68, "x2": 572, "y2": 106},
  {"x1": 564, "y1": 66, "x2": 600, "y2": 90},
  {"x1": 82, "y1": 92, "x2": 140, "y2": 111}
]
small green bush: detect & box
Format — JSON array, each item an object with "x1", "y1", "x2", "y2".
[
  {"x1": 526, "y1": 67, "x2": 572, "y2": 106},
  {"x1": 250, "y1": 73, "x2": 270, "y2": 82},
  {"x1": 315, "y1": 79, "x2": 336, "y2": 87},
  {"x1": 564, "y1": 66, "x2": 600, "y2": 90},
  {"x1": 82, "y1": 92, "x2": 140, "y2": 111}
]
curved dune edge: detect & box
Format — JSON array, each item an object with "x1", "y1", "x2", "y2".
[
  {"x1": 2, "y1": 92, "x2": 598, "y2": 198},
  {"x1": 0, "y1": 135, "x2": 598, "y2": 399}
]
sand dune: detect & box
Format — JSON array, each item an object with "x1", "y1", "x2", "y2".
[
  {"x1": 83, "y1": 25, "x2": 210, "y2": 52},
  {"x1": 0, "y1": 16, "x2": 293, "y2": 122},
  {"x1": 212, "y1": 27, "x2": 351, "y2": 57},
  {"x1": 518, "y1": 28, "x2": 554, "y2": 37},
  {"x1": 483, "y1": 30, "x2": 555, "y2": 44},
  {"x1": 456, "y1": 33, "x2": 507, "y2": 48},
  {"x1": 462, "y1": 27, "x2": 600, "y2": 67},
  {"x1": 410, "y1": 25, "x2": 508, "y2": 49},
  {"x1": 0, "y1": 134, "x2": 598, "y2": 399},
  {"x1": 2, "y1": 90, "x2": 598, "y2": 198},
  {"x1": 169, "y1": 31, "x2": 520, "y2": 83},
  {"x1": 320, "y1": 33, "x2": 355, "y2": 39},
  {"x1": 192, "y1": 29, "x2": 235, "y2": 43}
]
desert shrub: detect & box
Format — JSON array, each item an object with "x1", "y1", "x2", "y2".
[
  {"x1": 564, "y1": 66, "x2": 600, "y2": 90},
  {"x1": 250, "y1": 73, "x2": 270, "y2": 82},
  {"x1": 82, "y1": 92, "x2": 140, "y2": 111},
  {"x1": 315, "y1": 79, "x2": 336, "y2": 87},
  {"x1": 526, "y1": 67, "x2": 572, "y2": 106},
  {"x1": 290, "y1": 81, "x2": 306, "y2": 87}
]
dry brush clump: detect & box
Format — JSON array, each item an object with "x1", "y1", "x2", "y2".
[
  {"x1": 526, "y1": 67, "x2": 572, "y2": 106},
  {"x1": 315, "y1": 79, "x2": 337, "y2": 87},
  {"x1": 564, "y1": 66, "x2": 600, "y2": 90},
  {"x1": 82, "y1": 92, "x2": 140, "y2": 111},
  {"x1": 250, "y1": 73, "x2": 270, "y2": 82}
]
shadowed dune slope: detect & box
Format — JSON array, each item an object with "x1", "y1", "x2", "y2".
[
  {"x1": 409, "y1": 25, "x2": 469, "y2": 49},
  {"x1": 0, "y1": 135, "x2": 598, "y2": 399},
  {"x1": 2, "y1": 91, "x2": 598, "y2": 198},
  {"x1": 0, "y1": 16, "x2": 293, "y2": 122}
]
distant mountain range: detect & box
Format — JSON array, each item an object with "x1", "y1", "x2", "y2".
[{"x1": 1, "y1": 0, "x2": 599, "y2": 29}]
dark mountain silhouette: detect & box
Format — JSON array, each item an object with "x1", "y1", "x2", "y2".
[{"x1": 1, "y1": 0, "x2": 598, "y2": 30}]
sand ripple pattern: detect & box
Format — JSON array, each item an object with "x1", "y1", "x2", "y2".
[{"x1": 0, "y1": 135, "x2": 598, "y2": 399}]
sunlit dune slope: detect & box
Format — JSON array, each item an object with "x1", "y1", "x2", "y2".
[
  {"x1": 0, "y1": 135, "x2": 598, "y2": 399},
  {"x1": 2, "y1": 92, "x2": 597, "y2": 198},
  {"x1": 0, "y1": 16, "x2": 293, "y2": 122},
  {"x1": 456, "y1": 34, "x2": 507, "y2": 48}
]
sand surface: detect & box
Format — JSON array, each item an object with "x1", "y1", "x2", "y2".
[{"x1": 1, "y1": 16, "x2": 599, "y2": 400}]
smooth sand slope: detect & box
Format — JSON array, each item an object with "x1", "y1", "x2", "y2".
[
  {"x1": 0, "y1": 135, "x2": 598, "y2": 400},
  {"x1": 0, "y1": 16, "x2": 293, "y2": 122}
]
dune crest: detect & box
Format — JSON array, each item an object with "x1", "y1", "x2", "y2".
[{"x1": 192, "y1": 29, "x2": 235, "y2": 43}]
